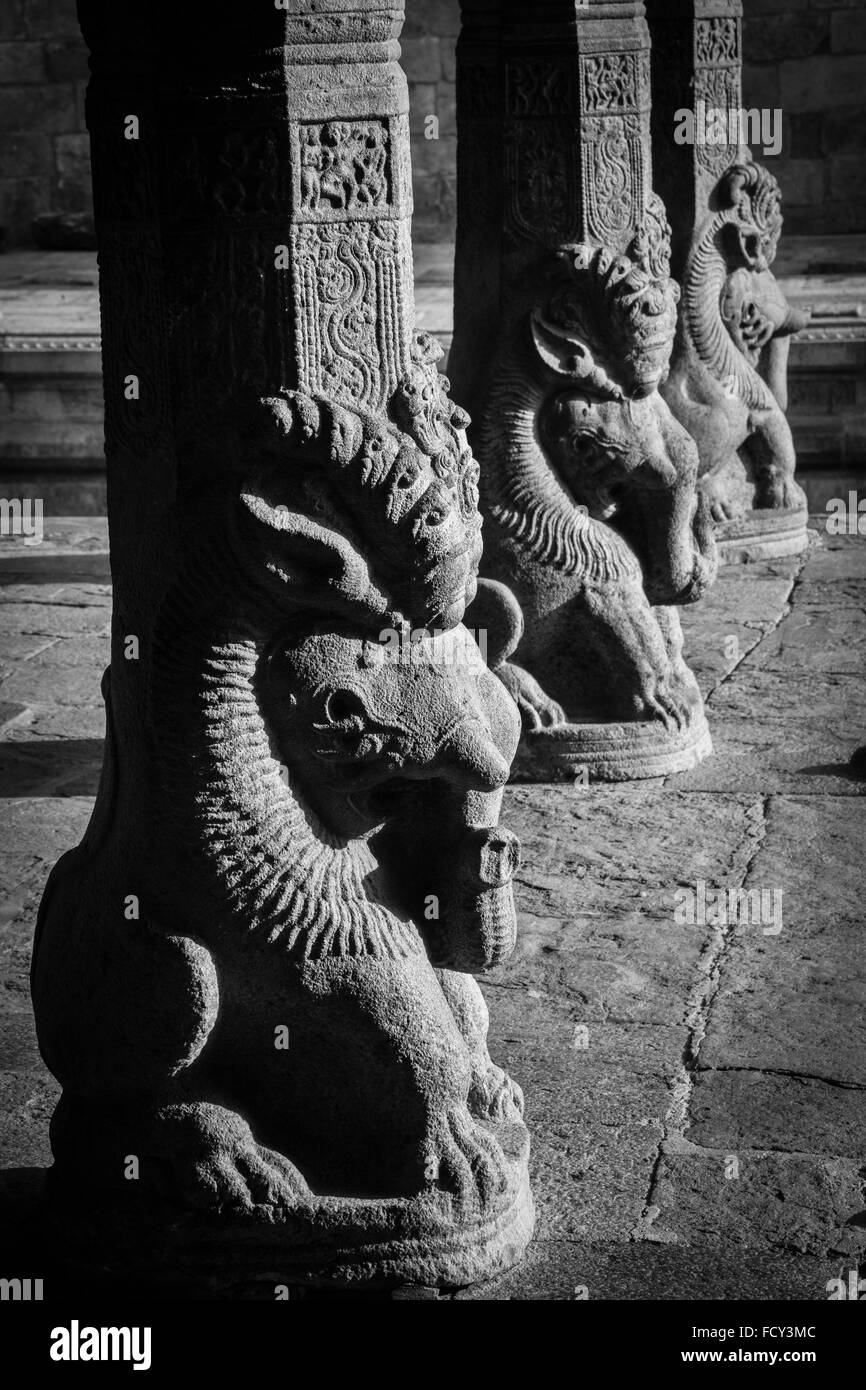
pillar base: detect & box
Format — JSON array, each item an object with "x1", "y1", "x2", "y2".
[
  {"x1": 511, "y1": 700, "x2": 712, "y2": 784},
  {"x1": 473, "y1": 582, "x2": 714, "y2": 785},
  {"x1": 46, "y1": 1136, "x2": 533, "y2": 1295},
  {"x1": 715, "y1": 505, "x2": 811, "y2": 565}
]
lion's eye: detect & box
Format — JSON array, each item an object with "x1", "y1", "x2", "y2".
[{"x1": 324, "y1": 689, "x2": 366, "y2": 726}]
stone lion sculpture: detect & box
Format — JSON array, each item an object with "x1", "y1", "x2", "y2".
[
  {"x1": 473, "y1": 199, "x2": 717, "y2": 781},
  {"x1": 662, "y1": 161, "x2": 810, "y2": 553},
  {"x1": 31, "y1": 335, "x2": 533, "y2": 1291}
]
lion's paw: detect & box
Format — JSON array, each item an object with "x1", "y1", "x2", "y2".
[
  {"x1": 699, "y1": 472, "x2": 743, "y2": 525},
  {"x1": 181, "y1": 1139, "x2": 309, "y2": 1216},
  {"x1": 154, "y1": 1103, "x2": 311, "y2": 1216},
  {"x1": 469, "y1": 1063, "x2": 525, "y2": 1123},
  {"x1": 422, "y1": 1108, "x2": 510, "y2": 1214},
  {"x1": 495, "y1": 661, "x2": 565, "y2": 732},
  {"x1": 629, "y1": 671, "x2": 694, "y2": 733},
  {"x1": 757, "y1": 474, "x2": 806, "y2": 514}
]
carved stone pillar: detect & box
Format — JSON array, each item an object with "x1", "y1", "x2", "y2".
[
  {"x1": 31, "y1": 0, "x2": 533, "y2": 1294},
  {"x1": 650, "y1": 0, "x2": 811, "y2": 561},
  {"x1": 452, "y1": 0, "x2": 716, "y2": 784}
]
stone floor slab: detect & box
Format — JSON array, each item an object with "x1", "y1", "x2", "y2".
[{"x1": 688, "y1": 1071, "x2": 866, "y2": 1159}]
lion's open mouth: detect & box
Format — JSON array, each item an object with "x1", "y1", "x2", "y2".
[{"x1": 362, "y1": 776, "x2": 420, "y2": 822}]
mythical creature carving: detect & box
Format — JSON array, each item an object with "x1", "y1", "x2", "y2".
[
  {"x1": 299, "y1": 121, "x2": 390, "y2": 216},
  {"x1": 32, "y1": 334, "x2": 533, "y2": 1289},
  {"x1": 581, "y1": 53, "x2": 642, "y2": 114},
  {"x1": 474, "y1": 199, "x2": 717, "y2": 779},
  {"x1": 662, "y1": 162, "x2": 810, "y2": 528}
]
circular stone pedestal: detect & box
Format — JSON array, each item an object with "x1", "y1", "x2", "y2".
[
  {"x1": 715, "y1": 505, "x2": 810, "y2": 564},
  {"x1": 46, "y1": 1127, "x2": 534, "y2": 1297},
  {"x1": 511, "y1": 702, "x2": 712, "y2": 782}
]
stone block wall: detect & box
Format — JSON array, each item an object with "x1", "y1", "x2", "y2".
[
  {"x1": 742, "y1": 0, "x2": 866, "y2": 235},
  {"x1": 403, "y1": 0, "x2": 461, "y2": 242},
  {"x1": 0, "y1": 0, "x2": 864, "y2": 245},
  {"x1": 0, "y1": 0, "x2": 90, "y2": 247}
]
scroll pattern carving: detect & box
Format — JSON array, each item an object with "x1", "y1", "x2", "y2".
[
  {"x1": 293, "y1": 220, "x2": 410, "y2": 414},
  {"x1": 692, "y1": 9, "x2": 743, "y2": 180},
  {"x1": 505, "y1": 123, "x2": 578, "y2": 245},
  {"x1": 694, "y1": 68, "x2": 742, "y2": 176},
  {"x1": 582, "y1": 114, "x2": 644, "y2": 243}
]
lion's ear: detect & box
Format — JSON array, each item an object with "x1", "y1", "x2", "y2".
[
  {"x1": 529, "y1": 310, "x2": 623, "y2": 401},
  {"x1": 530, "y1": 308, "x2": 593, "y2": 381},
  {"x1": 237, "y1": 482, "x2": 390, "y2": 621}
]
